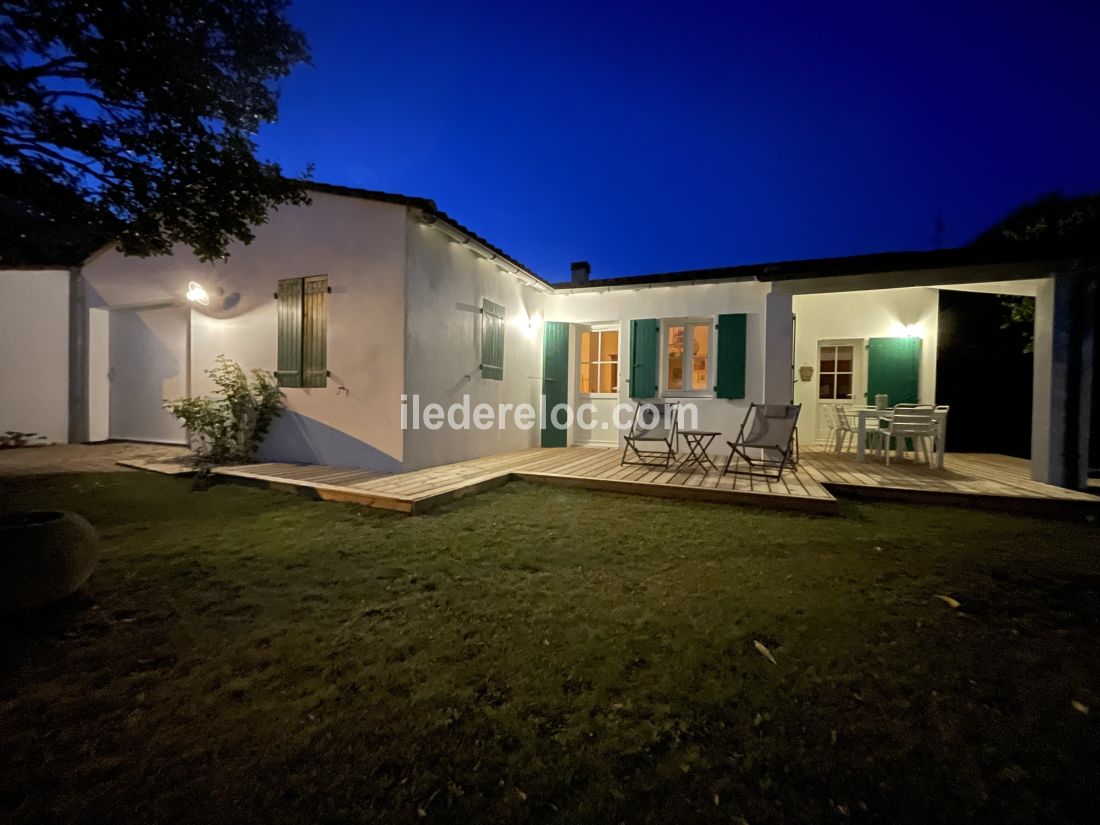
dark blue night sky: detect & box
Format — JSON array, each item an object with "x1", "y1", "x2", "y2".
[{"x1": 258, "y1": 0, "x2": 1100, "y2": 280}]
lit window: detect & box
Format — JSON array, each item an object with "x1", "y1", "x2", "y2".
[
  {"x1": 579, "y1": 329, "x2": 619, "y2": 393},
  {"x1": 818, "y1": 344, "x2": 854, "y2": 400},
  {"x1": 664, "y1": 321, "x2": 710, "y2": 394}
]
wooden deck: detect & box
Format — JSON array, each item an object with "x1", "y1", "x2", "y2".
[{"x1": 209, "y1": 445, "x2": 1099, "y2": 517}]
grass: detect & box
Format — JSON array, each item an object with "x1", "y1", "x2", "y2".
[{"x1": 1, "y1": 473, "x2": 1098, "y2": 824}]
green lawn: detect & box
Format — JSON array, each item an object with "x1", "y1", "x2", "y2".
[{"x1": 1, "y1": 473, "x2": 1098, "y2": 824}]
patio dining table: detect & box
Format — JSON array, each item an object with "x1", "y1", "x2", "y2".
[{"x1": 852, "y1": 407, "x2": 948, "y2": 469}]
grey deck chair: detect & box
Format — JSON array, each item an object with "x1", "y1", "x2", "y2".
[
  {"x1": 621, "y1": 401, "x2": 679, "y2": 468},
  {"x1": 719, "y1": 403, "x2": 801, "y2": 482}
]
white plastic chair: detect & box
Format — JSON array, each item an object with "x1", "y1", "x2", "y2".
[
  {"x1": 820, "y1": 405, "x2": 838, "y2": 451},
  {"x1": 834, "y1": 406, "x2": 856, "y2": 454},
  {"x1": 872, "y1": 405, "x2": 936, "y2": 466}
]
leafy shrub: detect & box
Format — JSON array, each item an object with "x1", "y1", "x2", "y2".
[{"x1": 164, "y1": 357, "x2": 284, "y2": 467}]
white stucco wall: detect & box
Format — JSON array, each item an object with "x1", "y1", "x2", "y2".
[
  {"x1": 0, "y1": 269, "x2": 70, "y2": 443},
  {"x1": 542, "y1": 280, "x2": 774, "y2": 447},
  {"x1": 87, "y1": 307, "x2": 109, "y2": 441},
  {"x1": 791, "y1": 287, "x2": 940, "y2": 440},
  {"x1": 81, "y1": 192, "x2": 408, "y2": 469},
  {"x1": 401, "y1": 217, "x2": 547, "y2": 470}
]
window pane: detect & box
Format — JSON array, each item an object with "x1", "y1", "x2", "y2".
[
  {"x1": 836, "y1": 373, "x2": 852, "y2": 399},
  {"x1": 579, "y1": 330, "x2": 595, "y2": 363},
  {"x1": 819, "y1": 374, "x2": 835, "y2": 399},
  {"x1": 667, "y1": 357, "x2": 683, "y2": 390},
  {"x1": 599, "y1": 362, "x2": 617, "y2": 393},
  {"x1": 666, "y1": 326, "x2": 685, "y2": 391},
  {"x1": 599, "y1": 330, "x2": 619, "y2": 362},
  {"x1": 690, "y1": 325, "x2": 709, "y2": 390},
  {"x1": 667, "y1": 326, "x2": 685, "y2": 357},
  {"x1": 580, "y1": 363, "x2": 598, "y2": 394},
  {"x1": 691, "y1": 324, "x2": 709, "y2": 358},
  {"x1": 692, "y1": 357, "x2": 708, "y2": 390},
  {"x1": 820, "y1": 346, "x2": 836, "y2": 373},
  {"x1": 836, "y1": 346, "x2": 853, "y2": 372}
]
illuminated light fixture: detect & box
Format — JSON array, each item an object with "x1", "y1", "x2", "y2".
[
  {"x1": 889, "y1": 321, "x2": 922, "y2": 338},
  {"x1": 186, "y1": 281, "x2": 210, "y2": 306}
]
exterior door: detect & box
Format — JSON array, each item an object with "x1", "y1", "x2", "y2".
[
  {"x1": 867, "y1": 337, "x2": 921, "y2": 406},
  {"x1": 815, "y1": 339, "x2": 861, "y2": 441},
  {"x1": 574, "y1": 323, "x2": 621, "y2": 446},
  {"x1": 541, "y1": 321, "x2": 569, "y2": 447},
  {"x1": 108, "y1": 305, "x2": 189, "y2": 444}
]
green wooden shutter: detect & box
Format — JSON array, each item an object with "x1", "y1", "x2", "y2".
[
  {"x1": 302, "y1": 275, "x2": 328, "y2": 388},
  {"x1": 541, "y1": 321, "x2": 570, "y2": 447},
  {"x1": 867, "y1": 337, "x2": 921, "y2": 405},
  {"x1": 481, "y1": 299, "x2": 505, "y2": 380},
  {"x1": 714, "y1": 313, "x2": 747, "y2": 399},
  {"x1": 629, "y1": 318, "x2": 659, "y2": 399},
  {"x1": 276, "y1": 277, "x2": 303, "y2": 388}
]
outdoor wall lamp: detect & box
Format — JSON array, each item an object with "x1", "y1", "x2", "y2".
[
  {"x1": 186, "y1": 281, "x2": 210, "y2": 306},
  {"x1": 890, "y1": 321, "x2": 922, "y2": 338}
]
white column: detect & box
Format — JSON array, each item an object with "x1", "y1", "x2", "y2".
[
  {"x1": 763, "y1": 289, "x2": 794, "y2": 404},
  {"x1": 1031, "y1": 273, "x2": 1094, "y2": 488}
]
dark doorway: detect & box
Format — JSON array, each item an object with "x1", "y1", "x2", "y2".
[{"x1": 936, "y1": 291, "x2": 1033, "y2": 458}]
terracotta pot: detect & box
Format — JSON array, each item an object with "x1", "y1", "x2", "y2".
[{"x1": 0, "y1": 512, "x2": 99, "y2": 609}]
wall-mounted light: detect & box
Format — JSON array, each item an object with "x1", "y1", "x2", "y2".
[
  {"x1": 889, "y1": 321, "x2": 922, "y2": 338},
  {"x1": 511, "y1": 311, "x2": 543, "y2": 338},
  {"x1": 186, "y1": 281, "x2": 210, "y2": 306}
]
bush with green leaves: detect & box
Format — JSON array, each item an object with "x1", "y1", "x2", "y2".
[{"x1": 164, "y1": 357, "x2": 284, "y2": 466}]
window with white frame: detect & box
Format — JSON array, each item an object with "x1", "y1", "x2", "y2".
[
  {"x1": 578, "y1": 327, "x2": 619, "y2": 394},
  {"x1": 818, "y1": 343, "x2": 854, "y2": 400},
  {"x1": 663, "y1": 320, "x2": 711, "y2": 394}
]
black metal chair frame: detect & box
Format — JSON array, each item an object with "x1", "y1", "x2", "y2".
[
  {"x1": 621, "y1": 401, "x2": 679, "y2": 469},
  {"x1": 719, "y1": 403, "x2": 801, "y2": 482}
]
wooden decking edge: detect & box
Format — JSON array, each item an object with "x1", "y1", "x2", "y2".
[
  {"x1": 512, "y1": 471, "x2": 840, "y2": 515},
  {"x1": 824, "y1": 482, "x2": 1100, "y2": 519}
]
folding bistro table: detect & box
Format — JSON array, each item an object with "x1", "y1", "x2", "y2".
[{"x1": 676, "y1": 429, "x2": 720, "y2": 473}]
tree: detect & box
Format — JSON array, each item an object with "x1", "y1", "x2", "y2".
[
  {"x1": 973, "y1": 192, "x2": 1100, "y2": 257},
  {"x1": 972, "y1": 191, "x2": 1100, "y2": 352},
  {"x1": 0, "y1": 0, "x2": 310, "y2": 263}
]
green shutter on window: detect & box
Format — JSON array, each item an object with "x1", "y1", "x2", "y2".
[
  {"x1": 714, "y1": 313, "x2": 747, "y2": 399},
  {"x1": 867, "y1": 337, "x2": 921, "y2": 404},
  {"x1": 481, "y1": 299, "x2": 505, "y2": 380},
  {"x1": 541, "y1": 321, "x2": 570, "y2": 447},
  {"x1": 629, "y1": 318, "x2": 659, "y2": 399},
  {"x1": 302, "y1": 275, "x2": 328, "y2": 388},
  {"x1": 276, "y1": 277, "x2": 303, "y2": 388}
]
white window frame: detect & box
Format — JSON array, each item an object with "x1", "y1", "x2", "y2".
[
  {"x1": 660, "y1": 318, "x2": 714, "y2": 398},
  {"x1": 577, "y1": 323, "x2": 620, "y2": 398},
  {"x1": 816, "y1": 339, "x2": 861, "y2": 402}
]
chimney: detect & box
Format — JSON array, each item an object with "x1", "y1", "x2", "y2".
[{"x1": 570, "y1": 261, "x2": 591, "y2": 285}]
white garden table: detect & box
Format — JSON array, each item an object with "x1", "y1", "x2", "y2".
[{"x1": 853, "y1": 407, "x2": 948, "y2": 468}]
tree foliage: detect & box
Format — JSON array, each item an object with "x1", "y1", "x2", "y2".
[
  {"x1": 974, "y1": 191, "x2": 1100, "y2": 354},
  {"x1": 0, "y1": 0, "x2": 310, "y2": 262},
  {"x1": 973, "y1": 192, "x2": 1100, "y2": 257}
]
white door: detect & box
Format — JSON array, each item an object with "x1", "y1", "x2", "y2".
[
  {"x1": 108, "y1": 305, "x2": 190, "y2": 444},
  {"x1": 573, "y1": 323, "x2": 621, "y2": 446},
  {"x1": 814, "y1": 339, "x2": 862, "y2": 442}
]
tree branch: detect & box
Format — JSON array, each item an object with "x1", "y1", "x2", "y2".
[
  {"x1": 6, "y1": 141, "x2": 123, "y2": 189},
  {"x1": 38, "y1": 90, "x2": 144, "y2": 112},
  {"x1": 12, "y1": 56, "x2": 86, "y2": 79}
]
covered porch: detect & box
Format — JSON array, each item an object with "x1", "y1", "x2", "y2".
[{"x1": 782, "y1": 263, "x2": 1097, "y2": 492}]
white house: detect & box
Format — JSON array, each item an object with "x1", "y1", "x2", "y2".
[{"x1": 0, "y1": 181, "x2": 1094, "y2": 488}]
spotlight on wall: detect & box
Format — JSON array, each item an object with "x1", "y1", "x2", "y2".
[
  {"x1": 186, "y1": 281, "x2": 210, "y2": 306},
  {"x1": 889, "y1": 321, "x2": 922, "y2": 338}
]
